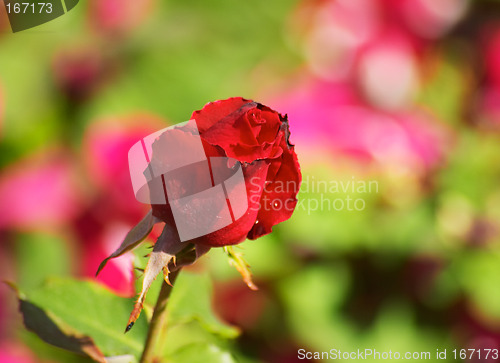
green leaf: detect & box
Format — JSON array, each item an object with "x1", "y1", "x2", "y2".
[
  {"x1": 20, "y1": 328, "x2": 95, "y2": 363},
  {"x1": 18, "y1": 298, "x2": 106, "y2": 363},
  {"x1": 12, "y1": 278, "x2": 149, "y2": 361}
]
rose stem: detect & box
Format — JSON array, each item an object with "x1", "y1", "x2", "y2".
[{"x1": 139, "y1": 269, "x2": 181, "y2": 363}]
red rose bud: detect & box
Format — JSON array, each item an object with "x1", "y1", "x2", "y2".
[
  {"x1": 98, "y1": 98, "x2": 301, "y2": 330},
  {"x1": 147, "y1": 97, "x2": 302, "y2": 247}
]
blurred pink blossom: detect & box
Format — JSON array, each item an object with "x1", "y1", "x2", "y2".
[
  {"x1": 0, "y1": 149, "x2": 138, "y2": 296},
  {"x1": 271, "y1": 0, "x2": 456, "y2": 173},
  {"x1": 0, "y1": 343, "x2": 37, "y2": 363},
  {"x1": 82, "y1": 115, "x2": 166, "y2": 224},
  {"x1": 355, "y1": 29, "x2": 420, "y2": 111},
  {"x1": 295, "y1": 0, "x2": 467, "y2": 86},
  {"x1": 76, "y1": 217, "x2": 136, "y2": 296},
  {"x1": 0, "y1": 115, "x2": 167, "y2": 297},
  {"x1": 271, "y1": 76, "x2": 449, "y2": 174},
  {"x1": 385, "y1": 0, "x2": 469, "y2": 39},
  {"x1": 298, "y1": 0, "x2": 381, "y2": 81},
  {"x1": 87, "y1": 0, "x2": 155, "y2": 37},
  {"x1": 0, "y1": 154, "x2": 81, "y2": 231},
  {"x1": 76, "y1": 115, "x2": 167, "y2": 295}
]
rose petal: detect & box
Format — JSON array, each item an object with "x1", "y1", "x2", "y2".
[
  {"x1": 192, "y1": 159, "x2": 271, "y2": 247},
  {"x1": 202, "y1": 103, "x2": 284, "y2": 163},
  {"x1": 191, "y1": 97, "x2": 250, "y2": 133},
  {"x1": 248, "y1": 134, "x2": 301, "y2": 239}
]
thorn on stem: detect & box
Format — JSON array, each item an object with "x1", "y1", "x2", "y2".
[{"x1": 163, "y1": 267, "x2": 173, "y2": 286}]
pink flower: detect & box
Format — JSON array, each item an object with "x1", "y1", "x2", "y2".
[
  {"x1": 0, "y1": 343, "x2": 37, "y2": 363},
  {"x1": 82, "y1": 114, "x2": 166, "y2": 224},
  {"x1": 383, "y1": 0, "x2": 469, "y2": 39},
  {"x1": 0, "y1": 154, "x2": 81, "y2": 231},
  {"x1": 0, "y1": 149, "x2": 137, "y2": 296},
  {"x1": 0, "y1": 114, "x2": 168, "y2": 297},
  {"x1": 267, "y1": 77, "x2": 357, "y2": 155},
  {"x1": 355, "y1": 29, "x2": 420, "y2": 111},
  {"x1": 293, "y1": 0, "x2": 465, "y2": 86},
  {"x1": 77, "y1": 219, "x2": 137, "y2": 296},
  {"x1": 87, "y1": 0, "x2": 155, "y2": 37},
  {"x1": 296, "y1": 0, "x2": 381, "y2": 81},
  {"x1": 76, "y1": 115, "x2": 167, "y2": 295},
  {"x1": 271, "y1": 76, "x2": 449, "y2": 174}
]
